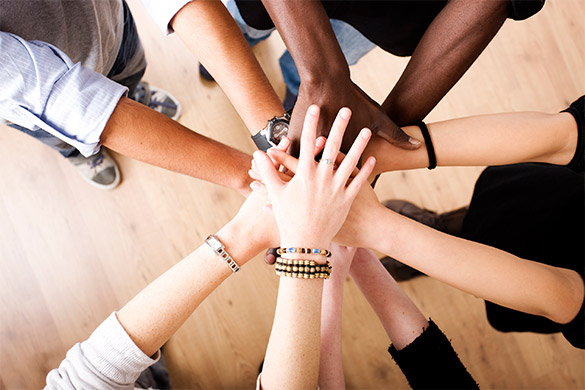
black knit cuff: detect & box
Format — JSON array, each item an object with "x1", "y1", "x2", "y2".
[{"x1": 388, "y1": 320, "x2": 479, "y2": 389}]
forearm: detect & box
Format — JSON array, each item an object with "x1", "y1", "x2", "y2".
[
  {"x1": 382, "y1": 0, "x2": 508, "y2": 125},
  {"x1": 260, "y1": 0, "x2": 349, "y2": 83},
  {"x1": 101, "y1": 96, "x2": 253, "y2": 195},
  {"x1": 170, "y1": 0, "x2": 284, "y2": 132},
  {"x1": 318, "y1": 264, "x2": 345, "y2": 389},
  {"x1": 365, "y1": 111, "x2": 579, "y2": 174},
  {"x1": 116, "y1": 220, "x2": 263, "y2": 357},
  {"x1": 349, "y1": 249, "x2": 427, "y2": 350},
  {"x1": 262, "y1": 278, "x2": 324, "y2": 389},
  {"x1": 366, "y1": 208, "x2": 584, "y2": 324}
]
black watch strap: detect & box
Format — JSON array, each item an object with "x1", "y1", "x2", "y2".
[{"x1": 252, "y1": 131, "x2": 273, "y2": 152}]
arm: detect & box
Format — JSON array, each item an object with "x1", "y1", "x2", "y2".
[
  {"x1": 381, "y1": 0, "x2": 509, "y2": 126},
  {"x1": 349, "y1": 248, "x2": 428, "y2": 350},
  {"x1": 46, "y1": 185, "x2": 279, "y2": 388},
  {"x1": 365, "y1": 110, "x2": 579, "y2": 174},
  {"x1": 101, "y1": 96, "x2": 253, "y2": 195},
  {"x1": 317, "y1": 245, "x2": 356, "y2": 390},
  {"x1": 260, "y1": 0, "x2": 416, "y2": 154},
  {"x1": 254, "y1": 106, "x2": 375, "y2": 388},
  {"x1": 267, "y1": 149, "x2": 584, "y2": 326},
  {"x1": 350, "y1": 249, "x2": 478, "y2": 389},
  {"x1": 169, "y1": 0, "x2": 285, "y2": 132},
  {"x1": 1, "y1": 32, "x2": 254, "y2": 195},
  {"x1": 344, "y1": 195, "x2": 584, "y2": 325}
]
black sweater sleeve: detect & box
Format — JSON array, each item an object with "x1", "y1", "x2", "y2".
[
  {"x1": 563, "y1": 96, "x2": 584, "y2": 173},
  {"x1": 388, "y1": 320, "x2": 479, "y2": 389}
]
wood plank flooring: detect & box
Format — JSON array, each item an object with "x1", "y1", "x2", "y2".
[{"x1": 0, "y1": 0, "x2": 583, "y2": 388}]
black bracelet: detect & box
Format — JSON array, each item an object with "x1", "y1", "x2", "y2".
[{"x1": 416, "y1": 121, "x2": 436, "y2": 170}]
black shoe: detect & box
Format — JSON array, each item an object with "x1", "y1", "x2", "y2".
[
  {"x1": 199, "y1": 62, "x2": 215, "y2": 82},
  {"x1": 380, "y1": 200, "x2": 469, "y2": 282}
]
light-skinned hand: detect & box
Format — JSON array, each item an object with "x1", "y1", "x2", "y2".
[{"x1": 252, "y1": 105, "x2": 375, "y2": 249}]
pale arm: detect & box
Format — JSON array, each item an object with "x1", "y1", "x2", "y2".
[
  {"x1": 115, "y1": 187, "x2": 276, "y2": 357},
  {"x1": 170, "y1": 0, "x2": 284, "y2": 133},
  {"x1": 355, "y1": 203, "x2": 585, "y2": 325},
  {"x1": 317, "y1": 245, "x2": 356, "y2": 390},
  {"x1": 349, "y1": 248, "x2": 428, "y2": 350},
  {"x1": 365, "y1": 111, "x2": 579, "y2": 174},
  {"x1": 101, "y1": 96, "x2": 253, "y2": 195}
]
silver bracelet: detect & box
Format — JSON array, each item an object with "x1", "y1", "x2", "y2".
[{"x1": 204, "y1": 234, "x2": 240, "y2": 273}]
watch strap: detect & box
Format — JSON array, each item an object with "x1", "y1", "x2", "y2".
[{"x1": 252, "y1": 131, "x2": 273, "y2": 152}]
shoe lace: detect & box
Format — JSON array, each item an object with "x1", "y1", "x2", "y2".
[
  {"x1": 149, "y1": 97, "x2": 177, "y2": 110},
  {"x1": 90, "y1": 154, "x2": 104, "y2": 169}
]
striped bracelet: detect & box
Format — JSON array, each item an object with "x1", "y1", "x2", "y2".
[{"x1": 276, "y1": 247, "x2": 332, "y2": 257}]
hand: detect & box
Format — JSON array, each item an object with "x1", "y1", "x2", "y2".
[
  {"x1": 261, "y1": 140, "x2": 382, "y2": 250},
  {"x1": 288, "y1": 80, "x2": 421, "y2": 156},
  {"x1": 252, "y1": 105, "x2": 375, "y2": 248},
  {"x1": 226, "y1": 182, "x2": 279, "y2": 250}
]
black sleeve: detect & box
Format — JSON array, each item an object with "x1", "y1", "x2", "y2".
[
  {"x1": 508, "y1": 0, "x2": 545, "y2": 20},
  {"x1": 388, "y1": 320, "x2": 479, "y2": 390},
  {"x1": 561, "y1": 291, "x2": 585, "y2": 349},
  {"x1": 563, "y1": 96, "x2": 584, "y2": 173}
]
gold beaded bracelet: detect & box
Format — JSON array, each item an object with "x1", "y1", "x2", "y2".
[
  {"x1": 276, "y1": 247, "x2": 332, "y2": 257},
  {"x1": 275, "y1": 258, "x2": 332, "y2": 279}
]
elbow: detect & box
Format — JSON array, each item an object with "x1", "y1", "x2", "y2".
[{"x1": 544, "y1": 269, "x2": 584, "y2": 325}]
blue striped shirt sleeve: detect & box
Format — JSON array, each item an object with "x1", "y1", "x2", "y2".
[{"x1": 0, "y1": 32, "x2": 128, "y2": 157}]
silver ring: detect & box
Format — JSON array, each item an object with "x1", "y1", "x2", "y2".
[{"x1": 320, "y1": 158, "x2": 333, "y2": 165}]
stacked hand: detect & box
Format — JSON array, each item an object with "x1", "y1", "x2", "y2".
[{"x1": 250, "y1": 105, "x2": 376, "y2": 250}]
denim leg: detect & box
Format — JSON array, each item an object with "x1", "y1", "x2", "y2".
[
  {"x1": 226, "y1": 0, "x2": 274, "y2": 46},
  {"x1": 9, "y1": 124, "x2": 78, "y2": 157},
  {"x1": 280, "y1": 19, "x2": 377, "y2": 96}
]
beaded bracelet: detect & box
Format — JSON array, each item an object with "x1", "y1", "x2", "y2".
[
  {"x1": 276, "y1": 247, "x2": 332, "y2": 257},
  {"x1": 275, "y1": 258, "x2": 331, "y2": 279}
]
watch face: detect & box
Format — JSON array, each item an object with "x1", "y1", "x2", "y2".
[{"x1": 269, "y1": 121, "x2": 289, "y2": 143}]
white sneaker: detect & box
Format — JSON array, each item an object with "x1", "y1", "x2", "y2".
[
  {"x1": 132, "y1": 81, "x2": 182, "y2": 121},
  {"x1": 68, "y1": 148, "x2": 121, "y2": 190}
]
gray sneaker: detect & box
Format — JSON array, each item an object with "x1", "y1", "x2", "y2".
[
  {"x1": 68, "y1": 148, "x2": 121, "y2": 190},
  {"x1": 132, "y1": 81, "x2": 182, "y2": 121}
]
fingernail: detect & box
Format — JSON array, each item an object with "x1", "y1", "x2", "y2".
[
  {"x1": 409, "y1": 137, "x2": 421, "y2": 145},
  {"x1": 369, "y1": 157, "x2": 376, "y2": 166},
  {"x1": 315, "y1": 137, "x2": 325, "y2": 148},
  {"x1": 250, "y1": 181, "x2": 261, "y2": 191},
  {"x1": 308, "y1": 105, "x2": 319, "y2": 116},
  {"x1": 340, "y1": 107, "x2": 351, "y2": 120},
  {"x1": 360, "y1": 128, "x2": 372, "y2": 139}
]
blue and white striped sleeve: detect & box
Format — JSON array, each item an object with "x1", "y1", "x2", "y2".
[
  {"x1": 140, "y1": 0, "x2": 192, "y2": 35},
  {"x1": 0, "y1": 32, "x2": 128, "y2": 157}
]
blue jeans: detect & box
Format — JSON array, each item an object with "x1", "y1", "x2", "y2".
[
  {"x1": 10, "y1": 0, "x2": 145, "y2": 158},
  {"x1": 226, "y1": 0, "x2": 376, "y2": 96}
]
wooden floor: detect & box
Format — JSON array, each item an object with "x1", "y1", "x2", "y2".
[{"x1": 1, "y1": 1, "x2": 583, "y2": 389}]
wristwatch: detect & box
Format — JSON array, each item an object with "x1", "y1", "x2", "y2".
[{"x1": 252, "y1": 113, "x2": 291, "y2": 151}]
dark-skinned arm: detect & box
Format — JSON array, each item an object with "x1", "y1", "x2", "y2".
[
  {"x1": 382, "y1": 0, "x2": 509, "y2": 128},
  {"x1": 260, "y1": 0, "x2": 417, "y2": 155}
]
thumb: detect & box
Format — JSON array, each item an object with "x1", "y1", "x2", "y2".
[{"x1": 375, "y1": 117, "x2": 421, "y2": 150}]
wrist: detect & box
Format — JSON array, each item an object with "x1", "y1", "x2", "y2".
[{"x1": 215, "y1": 221, "x2": 266, "y2": 266}]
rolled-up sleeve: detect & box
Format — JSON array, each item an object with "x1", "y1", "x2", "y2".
[
  {"x1": 0, "y1": 32, "x2": 127, "y2": 157},
  {"x1": 140, "y1": 0, "x2": 193, "y2": 35}
]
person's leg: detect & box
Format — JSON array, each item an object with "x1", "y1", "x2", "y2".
[{"x1": 280, "y1": 19, "x2": 376, "y2": 110}]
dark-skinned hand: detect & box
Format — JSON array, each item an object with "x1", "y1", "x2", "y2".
[{"x1": 287, "y1": 79, "x2": 421, "y2": 157}]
